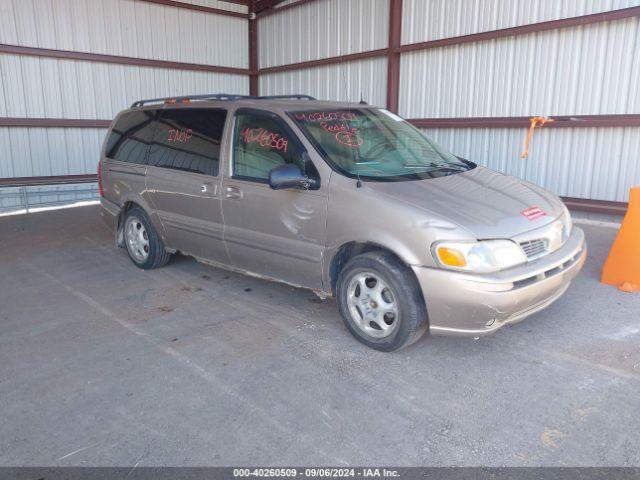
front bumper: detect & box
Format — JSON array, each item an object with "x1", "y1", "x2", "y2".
[{"x1": 412, "y1": 227, "x2": 587, "y2": 336}]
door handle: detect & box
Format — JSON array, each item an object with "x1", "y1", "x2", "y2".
[
  {"x1": 201, "y1": 182, "x2": 215, "y2": 194},
  {"x1": 225, "y1": 186, "x2": 242, "y2": 199}
]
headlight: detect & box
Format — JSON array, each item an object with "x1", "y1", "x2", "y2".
[
  {"x1": 432, "y1": 240, "x2": 527, "y2": 273},
  {"x1": 560, "y1": 205, "x2": 573, "y2": 242}
]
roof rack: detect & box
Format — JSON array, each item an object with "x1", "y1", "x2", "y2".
[
  {"x1": 255, "y1": 95, "x2": 316, "y2": 100},
  {"x1": 130, "y1": 94, "x2": 316, "y2": 108}
]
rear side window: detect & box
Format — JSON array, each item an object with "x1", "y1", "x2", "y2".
[
  {"x1": 147, "y1": 108, "x2": 227, "y2": 176},
  {"x1": 105, "y1": 110, "x2": 157, "y2": 164}
]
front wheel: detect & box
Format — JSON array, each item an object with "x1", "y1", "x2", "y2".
[
  {"x1": 336, "y1": 251, "x2": 428, "y2": 351},
  {"x1": 122, "y1": 207, "x2": 171, "y2": 269}
]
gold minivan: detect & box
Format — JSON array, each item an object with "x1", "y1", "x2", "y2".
[{"x1": 99, "y1": 94, "x2": 586, "y2": 351}]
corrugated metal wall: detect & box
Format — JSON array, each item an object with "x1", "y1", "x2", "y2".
[
  {"x1": 0, "y1": 0, "x2": 248, "y2": 67},
  {"x1": 399, "y1": 5, "x2": 640, "y2": 203},
  {"x1": 0, "y1": 127, "x2": 106, "y2": 178},
  {"x1": 0, "y1": 55, "x2": 247, "y2": 120},
  {"x1": 257, "y1": 0, "x2": 640, "y2": 204},
  {"x1": 0, "y1": 0, "x2": 248, "y2": 212},
  {"x1": 402, "y1": 0, "x2": 640, "y2": 44},
  {"x1": 421, "y1": 126, "x2": 640, "y2": 202},
  {"x1": 258, "y1": 0, "x2": 388, "y2": 67},
  {"x1": 258, "y1": 0, "x2": 389, "y2": 105},
  {"x1": 259, "y1": 57, "x2": 388, "y2": 106},
  {"x1": 399, "y1": 18, "x2": 640, "y2": 118}
]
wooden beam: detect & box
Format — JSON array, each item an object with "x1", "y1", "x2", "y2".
[
  {"x1": 407, "y1": 115, "x2": 640, "y2": 129},
  {"x1": 249, "y1": 18, "x2": 259, "y2": 95},
  {"x1": 0, "y1": 118, "x2": 112, "y2": 128},
  {"x1": 562, "y1": 197, "x2": 628, "y2": 216},
  {"x1": 3, "y1": 114, "x2": 639, "y2": 130},
  {"x1": 0, "y1": 44, "x2": 250, "y2": 75},
  {"x1": 386, "y1": 0, "x2": 403, "y2": 113},
  {"x1": 214, "y1": 0, "x2": 250, "y2": 5},
  {"x1": 258, "y1": 48, "x2": 389, "y2": 74},
  {"x1": 0, "y1": 175, "x2": 98, "y2": 187}
]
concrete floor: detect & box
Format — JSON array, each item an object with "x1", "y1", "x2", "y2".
[{"x1": 0, "y1": 205, "x2": 639, "y2": 466}]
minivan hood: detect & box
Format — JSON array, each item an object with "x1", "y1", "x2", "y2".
[{"x1": 365, "y1": 166, "x2": 564, "y2": 239}]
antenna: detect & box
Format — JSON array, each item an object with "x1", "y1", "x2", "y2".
[
  {"x1": 339, "y1": 60, "x2": 351, "y2": 107},
  {"x1": 338, "y1": 31, "x2": 364, "y2": 188},
  {"x1": 339, "y1": 68, "x2": 362, "y2": 188}
]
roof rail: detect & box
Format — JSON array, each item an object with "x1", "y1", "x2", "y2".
[
  {"x1": 256, "y1": 95, "x2": 316, "y2": 100},
  {"x1": 130, "y1": 93, "x2": 316, "y2": 108},
  {"x1": 130, "y1": 94, "x2": 249, "y2": 108}
]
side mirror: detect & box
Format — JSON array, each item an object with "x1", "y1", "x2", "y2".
[{"x1": 269, "y1": 163, "x2": 317, "y2": 190}]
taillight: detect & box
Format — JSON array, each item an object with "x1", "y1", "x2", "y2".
[{"x1": 97, "y1": 162, "x2": 104, "y2": 197}]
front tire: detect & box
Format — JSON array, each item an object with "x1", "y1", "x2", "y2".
[
  {"x1": 122, "y1": 207, "x2": 171, "y2": 269},
  {"x1": 336, "y1": 251, "x2": 428, "y2": 351}
]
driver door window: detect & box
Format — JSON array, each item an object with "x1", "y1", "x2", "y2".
[{"x1": 232, "y1": 113, "x2": 304, "y2": 182}]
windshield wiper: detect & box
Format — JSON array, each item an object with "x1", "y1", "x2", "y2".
[
  {"x1": 403, "y1": 163, "x2": 430, "y2": 168},
  {"x1": 404, "y1": 162, "x2": 466, "y2": 170},
  {"x1": 432, "y1": 167, "x2": 463, "y2": 174}
]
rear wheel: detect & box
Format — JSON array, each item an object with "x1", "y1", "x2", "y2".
[
  {"x1": 123, "y1": 207, "x2": 171, "y2": 269},
  {"x1": 337, "y1": 251, "x2": 428, "y2": 351}
]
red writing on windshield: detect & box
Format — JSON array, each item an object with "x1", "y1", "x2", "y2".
[
  {"x1": 168, "y1": 128, "x2": 192, "y2": 142},
  {"x1": 295, "y1": 111, "x2": 357, "y2": 122},
  {"x1": 241, "y1": 128, "x2": 288, "y2": 152},
  {"x1": 320, "y1": 121, "x2": 362, "y2": 148},
  {"x1": 320, "y1": 121, "x2": 353, "y2": 133},
  {"x1": 335, "y1": 131, "x2": 363, "y2": 147},
  {"x1": 296, "y1": 111, "x2": 364, "y2": 148}
]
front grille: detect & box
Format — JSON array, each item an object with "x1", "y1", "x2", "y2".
[{"x1": 519, "y1": 238, "x2": 548, "y2": 259}]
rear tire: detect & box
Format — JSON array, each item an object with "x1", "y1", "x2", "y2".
[
  {"x1": 336, "y1": 251, "x2": 428, "y2": 352},
  {"x1": 122, "y1": 207, "x2": 171, "y2": 269}
]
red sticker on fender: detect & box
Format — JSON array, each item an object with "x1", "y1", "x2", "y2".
[{"x1": 521, "y1": 206, "x2": 547, "y2": 221}]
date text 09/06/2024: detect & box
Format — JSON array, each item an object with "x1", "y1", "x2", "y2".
[{"x1": 232, "y1": 468, "x2": 400, "y2": 478}]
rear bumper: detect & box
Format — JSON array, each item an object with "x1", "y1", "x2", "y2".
[
  {"x1": 412, "y1": 227, "x2": 587, "y2": 336},
  {"x1": 99, "y1": 197, "x2": 119, "y2": 232}
]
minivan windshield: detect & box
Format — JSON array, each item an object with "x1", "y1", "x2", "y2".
[{"x1": 290, "y1": 108, "x2": 475, "y2": 181}]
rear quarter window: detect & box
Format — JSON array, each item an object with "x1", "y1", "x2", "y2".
[{"x1": 105, "y1": 110, "x2": 157, "y2": 164}]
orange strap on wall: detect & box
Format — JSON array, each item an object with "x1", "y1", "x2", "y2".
[{"x1": 521, "y1": 116, "x2": 555, "y2": 159}]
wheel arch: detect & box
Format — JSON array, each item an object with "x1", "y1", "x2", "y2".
[
  {"x1": 115, "y1": 196, "x2": 163, "y2": 248},
  {"x1": 327, "y1": 241, "x2": 412, "y2": 295}
]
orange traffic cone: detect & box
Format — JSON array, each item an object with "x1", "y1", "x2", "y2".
[{"x1": 601, "y1": 187, "x2": 640, "y2": 292}]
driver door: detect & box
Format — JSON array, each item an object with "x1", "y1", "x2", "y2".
[{"x1": 221, "y1": 109, "x2": 327, "y2": 289}]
